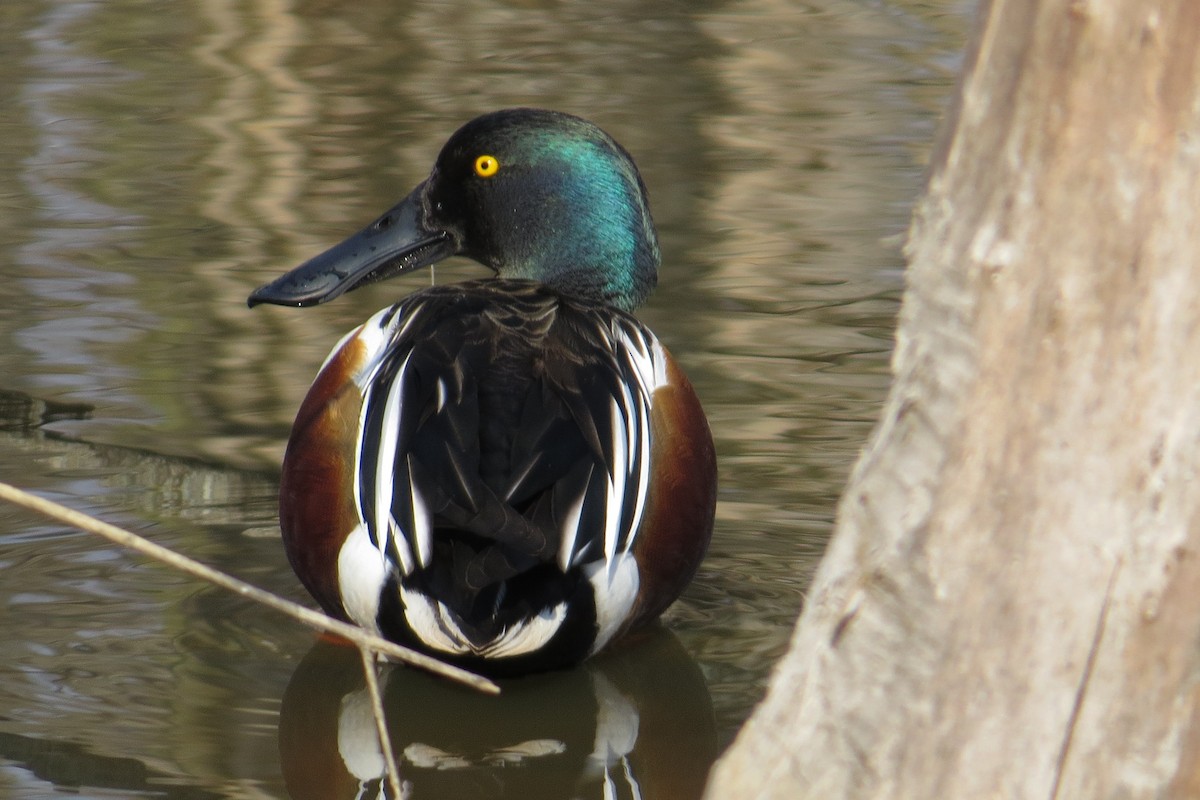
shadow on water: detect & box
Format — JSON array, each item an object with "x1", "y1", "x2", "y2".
[
  {"x1": 0, "y1": 390, "x2": 93, "y2": 433},
  {"x1": 0, "y1": 732, "x2": 220, "y2": 800},
  {"x1": 0, "y1": 386, "x2": 280, "y2": 539}
]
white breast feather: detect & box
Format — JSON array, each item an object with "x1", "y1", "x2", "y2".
[
  {"x1": 337, "y1": 523, "x2": 387, "y2": 632},
  {"x1": 584, "y1": 552, "x2": 640, "y2": 653}
]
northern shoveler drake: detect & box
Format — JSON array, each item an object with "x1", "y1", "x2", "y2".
[{"x1": 249, "y1": 108, "x2": 716, "y2": 676}]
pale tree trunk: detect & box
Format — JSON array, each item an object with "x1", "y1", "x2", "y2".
[{"x1": 705, "y1": 0, "x2": 1200, "y2": 797}]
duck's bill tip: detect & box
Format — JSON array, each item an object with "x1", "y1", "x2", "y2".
[
  {"x1": 246, "y1": 189, "x2": 456, "y2": 310},
  {"x1": 247, "y1": 276, "x2": 340, "y2": 308}
]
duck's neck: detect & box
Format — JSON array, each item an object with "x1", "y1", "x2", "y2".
[
  {"x1": 509, "y1": 236, "x2": 659, "y2": 313},
  {"x1": 488, "y1": 138, "x2": 660, "y2": 312}
]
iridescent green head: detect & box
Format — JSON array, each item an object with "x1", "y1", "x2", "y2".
[{"x1": 248, "y1": 108, "x2": 660, "y2": 313}]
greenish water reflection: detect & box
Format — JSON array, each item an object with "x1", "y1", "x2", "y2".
[{"x1": 0, "y1": 0, "x2": 967, "y2": 797}]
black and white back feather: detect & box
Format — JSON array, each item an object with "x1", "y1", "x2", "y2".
[{"x1": 344, "y1": 279, "x2": 667, "y2": 656}]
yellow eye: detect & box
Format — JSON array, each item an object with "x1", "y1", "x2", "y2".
[{"x1": 474, "y1": 154, "x2": 500, "y2": 178}]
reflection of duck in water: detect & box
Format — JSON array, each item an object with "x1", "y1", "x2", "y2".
[
  {"x1": 279, "y1": 630, "x2": 716, "y2": 799},
  {"x1": 250, "y1": 110, "x2": 716, "y2": 676}
]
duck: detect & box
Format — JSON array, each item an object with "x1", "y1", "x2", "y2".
[{"x1": 249, "y1": 108, "x2": 716, "y2": 676}]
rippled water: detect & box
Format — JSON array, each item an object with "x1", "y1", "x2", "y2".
[{"x1": 0, "y1": 1, "x2": 968, "y2": 797}]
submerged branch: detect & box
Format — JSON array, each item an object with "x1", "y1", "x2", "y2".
[
  {"x1": 0, "y1": 480, "x2": 499, "y2": 695},
  {"x1": 360, "y1": 647, "x2": 406, "y2": 797}
]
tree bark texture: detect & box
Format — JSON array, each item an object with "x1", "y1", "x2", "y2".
[{"x1": 706, "y1": 0, "x2": 1200, "y2": 797}]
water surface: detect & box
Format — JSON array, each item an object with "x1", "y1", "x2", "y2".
[{"x1": 0, "y1": 1, "x2": 968, "y2": 797}]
